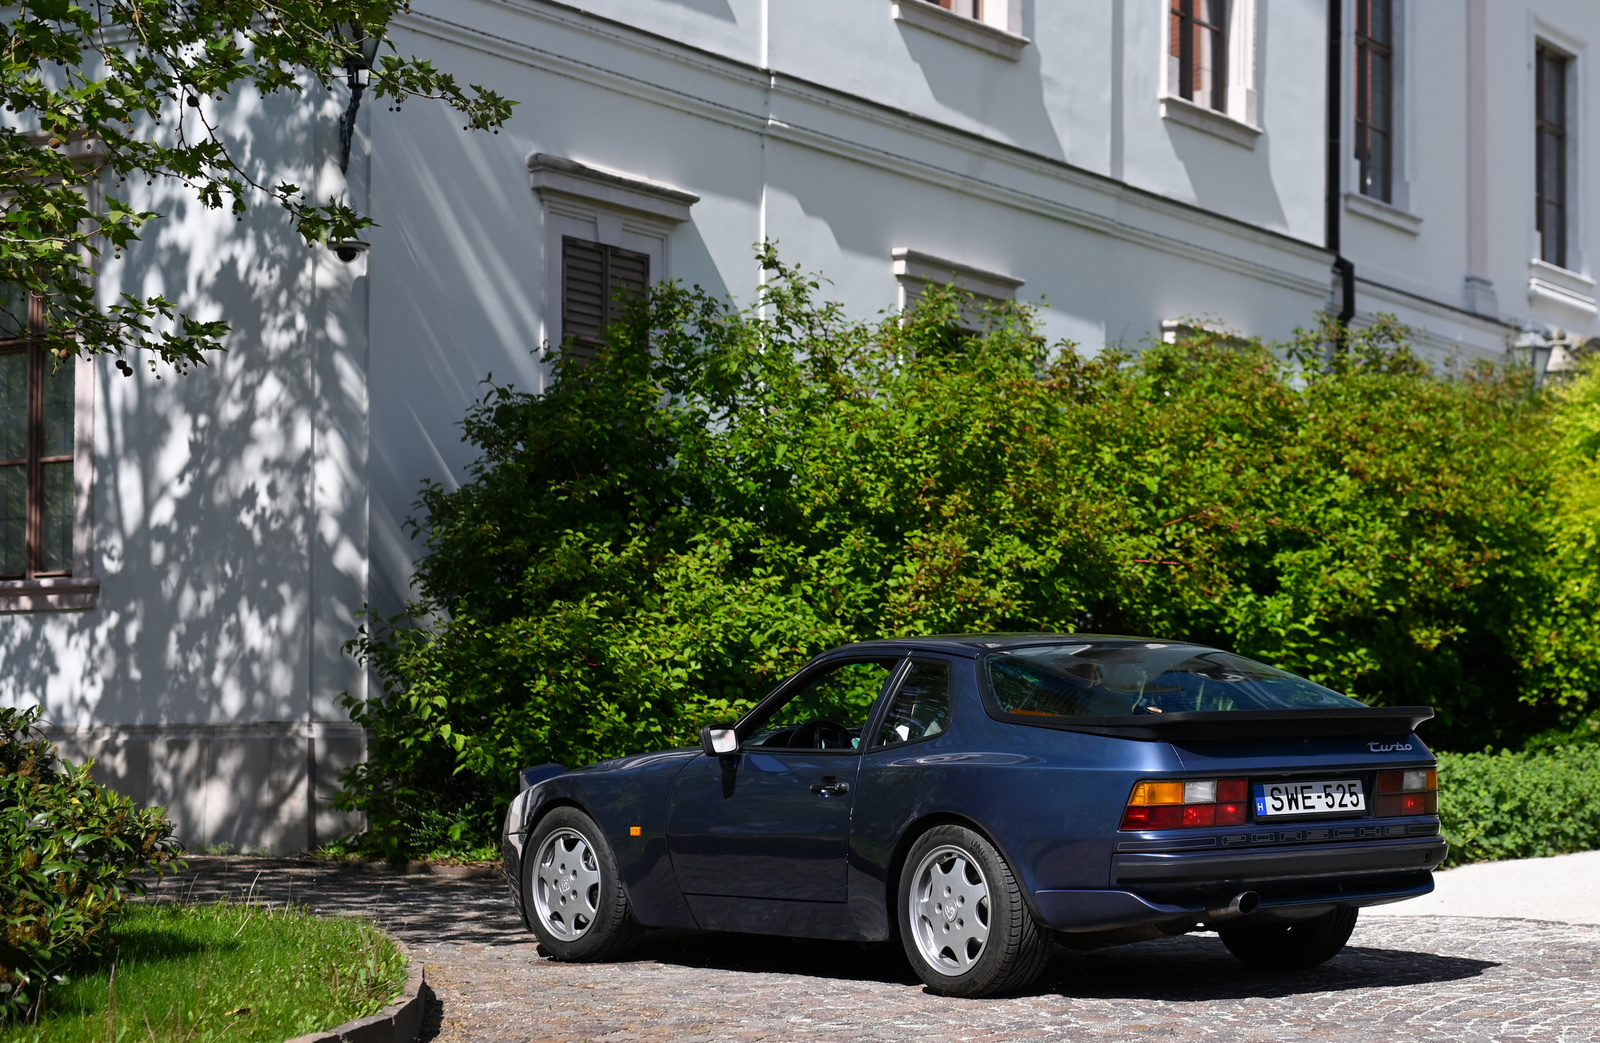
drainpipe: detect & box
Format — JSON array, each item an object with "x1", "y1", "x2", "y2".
[{"x1": 1326, "y1": 0, "x2": 1355, "y2": 341}]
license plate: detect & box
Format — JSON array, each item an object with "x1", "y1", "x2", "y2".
[{"x1": 1253, "y1": 779, "x2": 1365, "y2": 818}]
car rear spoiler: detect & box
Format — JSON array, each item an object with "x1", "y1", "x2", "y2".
[{"x1": 998, "y1": 706, "x2": 1434, "y2": 742}]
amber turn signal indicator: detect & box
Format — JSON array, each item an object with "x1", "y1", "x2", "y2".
[{"x1": 629, "y1": 826, "x2": 642, "y2": 836}]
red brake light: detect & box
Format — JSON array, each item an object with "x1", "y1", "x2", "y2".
[
  {"x1": 1373, "y1": 768, "x2": 1438, "y2": 817},
  {"x1": 1122, "y1": 777, "x2": 1251, "y2": 831}
]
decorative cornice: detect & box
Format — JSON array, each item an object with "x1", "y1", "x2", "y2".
[
  {"x1": 527, "y1": 153, "x2": 698, "y2": 222},
  {"x1": 892, "y1": 248, "x2": 1024, "y2": 300}
]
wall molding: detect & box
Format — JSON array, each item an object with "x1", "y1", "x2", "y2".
[{"x1": 397, "y1": 2, "x2": 1331, "y2": 303}]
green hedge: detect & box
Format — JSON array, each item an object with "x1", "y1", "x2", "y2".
[
  {"x1": 1438, "y1": 745, "x2": 1600, "y2": 865},
  {"x1": 337, "y1": 248, "x2": 1600, "y2": 858},
  {"x1": 0, "y1": 707, "x2": 183, "y2": 1021}
]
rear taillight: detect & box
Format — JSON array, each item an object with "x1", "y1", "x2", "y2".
[
  {"x1": 1121, "y1": 778, "x2": 1248, "y2": 830},
  {"x1": 1373, "y1": 768, "x2": 1438, "y2": 816}
]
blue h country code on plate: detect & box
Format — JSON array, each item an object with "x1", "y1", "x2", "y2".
[{"x1": 1253, "y1": 780, "x2": 1365, "y2": 818}]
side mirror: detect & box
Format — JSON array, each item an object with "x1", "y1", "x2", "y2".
[{"x1": 700, "y1": 724, "x2": 739, "y2": 757}]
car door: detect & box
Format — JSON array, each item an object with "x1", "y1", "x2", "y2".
[{"x1": 666, "y1": 657, "x2": 905, "y2": 903}]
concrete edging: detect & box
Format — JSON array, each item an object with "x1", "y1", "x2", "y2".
[{"x1": 284, "y1": 959, "x2": 433, "y2": 1043}]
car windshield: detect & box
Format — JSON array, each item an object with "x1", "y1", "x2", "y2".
[{"x1": 984, "y1": 643, "x2": 1364, "y2": 717}]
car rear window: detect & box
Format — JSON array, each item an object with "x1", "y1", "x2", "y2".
[{"x1": 983, "y1": 643, "x2": 1364, "y2": 718}]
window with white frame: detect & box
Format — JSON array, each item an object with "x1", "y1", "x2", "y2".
[
  {"x1": 527, "y1": 154, "x2": 696, "y2": 366},
  {"x1": 1161, "y1": 0, "x2": 1259, "y2": 145}
]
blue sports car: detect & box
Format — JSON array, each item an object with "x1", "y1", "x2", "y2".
[{"x1": 501, "y1": 635, "x2": 1446, "y2": 996}]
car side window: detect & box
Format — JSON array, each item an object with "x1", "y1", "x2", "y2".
[
  {"x1": 744, "y1": 659, "x2": 899, "y2": 751},
  {"x1": 872, "y1": 661, "x2": 951, "y2": 749}
]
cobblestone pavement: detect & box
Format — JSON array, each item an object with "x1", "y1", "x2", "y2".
[{"x1": 157, "y1": 859, "x2": 1600, "y2": 1042}]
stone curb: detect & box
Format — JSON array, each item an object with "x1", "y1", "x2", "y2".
[{"x1": 284, "y1": 959, "x2": 433, "y2": 1043}]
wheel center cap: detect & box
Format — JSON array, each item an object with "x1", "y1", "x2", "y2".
[{"x1": 944, "y1": 904, "x2": 957, "y2": 922}]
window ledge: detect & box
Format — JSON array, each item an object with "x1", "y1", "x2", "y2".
[
  {"x1": 1529, "y1": 259, "x2": 1598, "y2": 316},
  {"x1": 1345, "y1": 192, "x2": 1422, "y2": 235},
  {"x1": 890, "y1": 1, "x2": 1029, "y2": 62},
  {"x1": 0, "y1": 576, "x2": 100, "y2": 612},
  {"x1": 1159, "y1": 94, "x2": 1261, "y2": 149}
]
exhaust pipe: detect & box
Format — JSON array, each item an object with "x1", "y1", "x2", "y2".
[{"x1": 1206, "y1": 891, "x2": 1260, "y2": 921}]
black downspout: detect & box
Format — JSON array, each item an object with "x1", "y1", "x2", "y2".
[{"x1": 1326, "y1": 0, "x2": 1355, "y2": 341}]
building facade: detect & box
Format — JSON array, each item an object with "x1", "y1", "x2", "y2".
[{"x1": 2, "y1": 0, "x2": 1596, "y2": 851}]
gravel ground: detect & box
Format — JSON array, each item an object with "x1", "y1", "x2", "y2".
[{"x1": 153, "y1": 857, "x2": 1600, "y2": 1042}]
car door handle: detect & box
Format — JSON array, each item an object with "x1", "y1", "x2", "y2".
[{"x1": 810, "y1": 776, "x2": 850, "y2": 797}]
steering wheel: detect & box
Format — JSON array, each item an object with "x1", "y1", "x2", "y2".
[{"x1": 789, "y1": 718, "x2": 854, "y2": 750}]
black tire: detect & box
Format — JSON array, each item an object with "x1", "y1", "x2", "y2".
[
  {"x1": 896, "y1": 825, "x2": 1052, "y2": 997},
  {"x1": 521, "y1": 807, "x2": 642, "y2": 961},
  {"x1": 1218, "y1": 906, "x2": 1358, "y2": 970}
]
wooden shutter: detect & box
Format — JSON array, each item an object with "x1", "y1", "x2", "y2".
[{"x1": 561, "y1": 237, "x2": 652, "y2": 364}]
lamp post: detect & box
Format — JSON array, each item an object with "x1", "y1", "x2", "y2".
[{"x1": 336, "y1": 24, "x2": 382, "y2": 175}]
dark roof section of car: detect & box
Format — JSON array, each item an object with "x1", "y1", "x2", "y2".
[{"x1": 825, "y1": 633, "x2": 1176, "y2": 659}]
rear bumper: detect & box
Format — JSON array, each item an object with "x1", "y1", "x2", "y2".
[
  {"x1": 1035, "y1": 836, "x2": 1447, "y2": 933},
  {"x1": 1112, "y1": 835, "x2": 1448, "y2": 889}
]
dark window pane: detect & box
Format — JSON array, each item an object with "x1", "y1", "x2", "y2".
[
  {"x1": 39, "y1": 460, "x2": 72, "y2": 572},
  {"x1": 1366, "y1": 131, "x2": 1390, "y2": 197},
  {"x1": 0, "y1": 464, "x2": 22, "y2": 576},
  {"x1": 1540, "y1": 133, "x2": 1563, "y2": 198},
  {"x1": 1369, "y1": 0, "x2": 1391, "y2": 46},
  {"x1": 1370, "y1": 55, "x2": 1391, "y2": 132},
  {"x1": 0, "y1": 286, "x2": 29, "y2": 340},
  {"x1": 42, "y1": 359, "x2": 73, "y2": 458},
  {"x1": 874, "y1": 662, "x2": 952, "y2": 748},
  {"x1": 0, "y1": 352, "x2": 24, "y2": 463},
  {"x1": 746, "y1": 660, "x2": 898, "y2": 749}
]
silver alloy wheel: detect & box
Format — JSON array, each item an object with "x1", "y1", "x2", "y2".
[
  {"x1": 532, "y1": 827, "x2": 602, "y2": 941},
  {"x1": 908, "y1": 843, "x2": 992, "y2": 974}
]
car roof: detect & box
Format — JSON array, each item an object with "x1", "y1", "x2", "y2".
[{"x1": 824, "y1": 633, "x2": 1212, "y2": 659}]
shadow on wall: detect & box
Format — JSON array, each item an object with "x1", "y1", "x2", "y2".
[
  {"x1": 0, "y1": 85, "x2": 366, "y2": 853},
  {"x1": 898, "y1": 9, "x2": 1064, "y2": 160}
]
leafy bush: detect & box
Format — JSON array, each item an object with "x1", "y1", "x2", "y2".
[
  {"x1": 339, "y1": 248, "x2": 1591, "y2": 857},
  {"x1": 0, "y1": 707, "x2": 182, "y2": 1021},
  {"x1": 1438, "y1": 745, "x2": 1600, "y2": 865}
]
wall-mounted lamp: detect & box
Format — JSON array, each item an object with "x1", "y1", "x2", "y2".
[
  {"x1": 1515, "y1": 327, "x2": 1552, "y2": 385},
  {"x1": 336, "y1": 24, "x2": 382, "y2": 174},
  {"x1": 331, "y1": 239, "x2": 370, "y2": 263}
]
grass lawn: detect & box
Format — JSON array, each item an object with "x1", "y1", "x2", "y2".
[{"x1": 0, "y1": 900, "x2": 407, "y2": 1043}]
